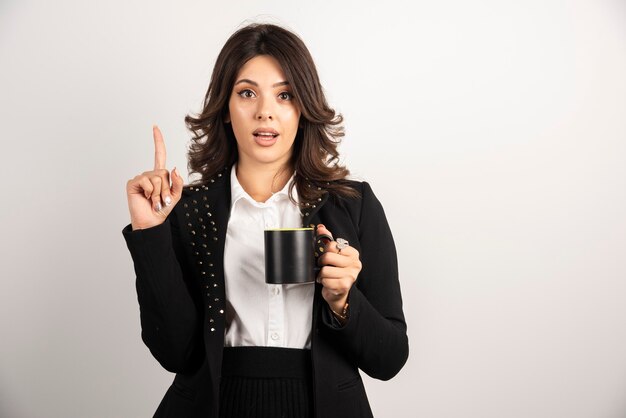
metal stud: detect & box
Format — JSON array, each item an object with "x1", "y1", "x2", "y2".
[
  {"x1": 213, "y1": 237, "x2": 218, "y2": 241},
  {"x1": 210, "y1": 327, "x2": 215, "y2": 332},
  {"x1": 192, "y1": 200, "x2": 197, "y2": 205},
  {"x1": 184, "y1": 203, "x2": 188, "y2": 208},
  {"x1": 219, "y1": 309, "x2": 224, "y2": 314}
]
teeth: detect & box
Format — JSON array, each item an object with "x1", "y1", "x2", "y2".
[{"x1": 256, "y1": 132, "x2": 276, "y2": 136}]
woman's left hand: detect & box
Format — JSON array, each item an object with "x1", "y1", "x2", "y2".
[{"x1": 316, "y1": 224, "x2": 362, "y2": 314}]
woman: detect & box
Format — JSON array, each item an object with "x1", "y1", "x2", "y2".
[{"x1": 123, "y1": 23, "x2": 408, "y2": 418}]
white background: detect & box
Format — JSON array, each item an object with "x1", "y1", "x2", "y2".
[{"x1": 1, "y1": 0, "x2": 625, "y2": 417}]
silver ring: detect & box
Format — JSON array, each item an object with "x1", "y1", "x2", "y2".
[{"x1": 336, "y1": 238, "x2": 349, "y2": 253}]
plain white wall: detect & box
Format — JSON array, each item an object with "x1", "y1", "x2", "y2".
[{"x1": 1, "y1": 0, "x2": 625, "y2": 417}]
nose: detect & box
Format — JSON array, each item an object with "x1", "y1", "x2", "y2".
[{"x1": 255, "y1": 96, "x2": 273, "y2": 121}]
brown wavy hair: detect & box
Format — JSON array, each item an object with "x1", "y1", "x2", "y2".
[{"x1": 184, "y1": 23, "x2": 360, "y2": 207}]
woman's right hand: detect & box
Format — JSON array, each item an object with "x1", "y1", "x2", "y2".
[{"x1": 126, "y1": 125, "x2": 184, "y2": 230}]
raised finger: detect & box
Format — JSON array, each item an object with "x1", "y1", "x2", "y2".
[{"x1": 153, "y1": 125, "x2": 167, "y2": 171}]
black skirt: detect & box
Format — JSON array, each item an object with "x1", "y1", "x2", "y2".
[{"x1": 219, "y1": 346, "x2": 314, "y2": 418}]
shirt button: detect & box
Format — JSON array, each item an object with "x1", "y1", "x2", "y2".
[
  {"x1": 271, "y1": 332, "x2": 279, "y2": 341},
  {"x1": 272, "y1": 287, "x2": 280, "y2": 296}
]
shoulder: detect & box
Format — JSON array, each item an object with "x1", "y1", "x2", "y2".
[
  {"x1": 329, "y1": 179, "x2": 379, "y2": 205},
  {"x1": 325, "y1": 179, "x2": 386, "y2": 226}
]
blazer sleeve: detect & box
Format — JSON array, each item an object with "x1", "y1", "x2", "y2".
[
  {"x1": 321, "y1": 181, "x2": 409, "y2": 380},
  {"x1": 122, "y1": 209, "x2": 203, "y2": 373}
]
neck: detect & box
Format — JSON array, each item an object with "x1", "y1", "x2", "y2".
[{"x1": 235, "y1": 159, "x2": 294, "y2": 203}]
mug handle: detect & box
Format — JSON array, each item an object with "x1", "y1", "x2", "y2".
[{"x1": 313, "y1": 233, "x2": 333, "y2": 274}]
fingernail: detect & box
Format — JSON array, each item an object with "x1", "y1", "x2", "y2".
[
  {"x1": 164, "y1": 196, "x2": 172, "y2": 206},
  {"x1": 155, "y1": 202, "x2": 162, "y2": 212},
  {"x1": 317, "y1": 224, "x2": 325, "y2": 229}
]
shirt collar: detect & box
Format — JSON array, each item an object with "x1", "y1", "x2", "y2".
[{"x1": 230, "y1": 163, "x2": 298, "y2": 210}]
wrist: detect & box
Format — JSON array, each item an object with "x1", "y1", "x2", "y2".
[
  {"x1": 131, "y1": 219, "x2": 164, "y2": 231},
  {"x1": 328, "y1": 295, "x2": 348, "y2": 313},
  {"x1": 329, "y1": 301, "x2": 349, "y2": 325}
]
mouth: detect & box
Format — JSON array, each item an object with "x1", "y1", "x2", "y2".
[
  {"x1": 253, "y1": 132, "x2": 279, "y2": 140},
  {"x1": 253, "y1": 130, "x2": 279, "y2": 147},
  {"x1": 253, "y1": 128, "x2": 279, "y2": 140}
]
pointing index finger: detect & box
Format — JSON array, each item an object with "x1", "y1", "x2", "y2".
[{"x1": 153, "y1": 125, "x2": 167, "y2": 170}]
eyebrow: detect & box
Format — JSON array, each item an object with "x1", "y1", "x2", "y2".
[{"x1": 234, "y1": 79, "x2": 290, "y2": 88}]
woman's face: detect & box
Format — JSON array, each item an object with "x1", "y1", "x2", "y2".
[{"x1": 227, "y1": 55, "x2": 301, "y2": 169}]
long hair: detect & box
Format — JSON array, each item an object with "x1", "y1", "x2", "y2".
[{"x1": 185, "y1": 23, "x2": 360, "y2": 207}]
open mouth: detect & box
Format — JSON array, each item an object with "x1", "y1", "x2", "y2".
[
  {"x1": 253, "y1": 127, "x2": 279, "y2": 139},
  {"x1": 253, "y1": 133, "x2": 279, "y2": 139}
]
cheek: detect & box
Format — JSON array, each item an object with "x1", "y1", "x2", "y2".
[
  {"x1": 229, "y1": 104, "x2": 251, "y2": 129},
  {"x1": 284, "y1": 108, "x2": 301, "y2": 129}
]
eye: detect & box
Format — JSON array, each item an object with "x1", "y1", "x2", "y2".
[
  {"x1": 237, "y1": 89, "x2": 256, "y2": 98},
  {"x1": 278, "y1": 91, "x2": 293, "y2": 101}
]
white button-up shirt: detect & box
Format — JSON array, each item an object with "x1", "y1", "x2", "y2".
[{"x1": 223, "y1": 164, "x2": 315, "y2": 349}]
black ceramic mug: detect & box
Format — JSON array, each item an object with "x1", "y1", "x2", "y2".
[{"x1": 264, "y1": 227, "x2": 332, "y2": 284}]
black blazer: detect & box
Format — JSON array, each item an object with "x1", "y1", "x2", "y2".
[{"x1": 122, "y1": 168, "x2": 409, "y2": 418}]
